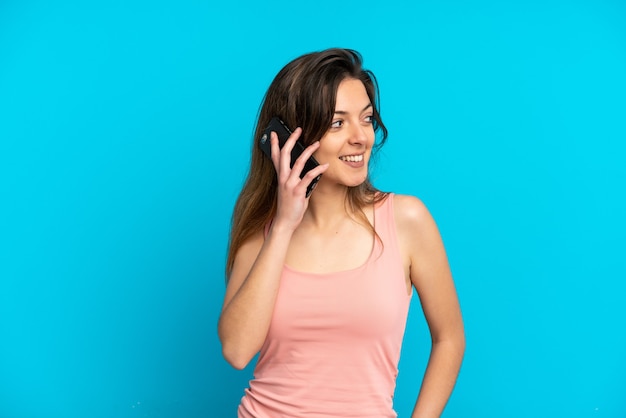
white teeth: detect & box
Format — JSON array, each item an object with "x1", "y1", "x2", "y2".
[{"x1": 340, "y1": 154, "x2": 363, "y2": 162}]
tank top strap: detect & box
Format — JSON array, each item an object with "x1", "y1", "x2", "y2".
[{"x1": 374, "y1": 193, "x2": 399, "y2": 253}]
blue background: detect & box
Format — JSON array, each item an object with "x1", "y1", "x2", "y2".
[{"x1": 1, "y1": 0, "x2": 625, "y2": 417}]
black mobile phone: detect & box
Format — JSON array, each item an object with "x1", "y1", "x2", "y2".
[{"x1": 259, "y1": 116, "x2": 322, "y2": 197}]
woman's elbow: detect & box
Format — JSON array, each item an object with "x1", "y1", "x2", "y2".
[
  {"x1": 221, "y1": 342, "x2": 256, "y2": 370},
  {"x1": 224, "y1": 353, "x2": 250, "y2": 371},
  {"x1": 433, "y1": 328, "x2": 466, "y2": 358},
  {"x1": 217, "y1": 316, "x2": 262, "y2": 370}
]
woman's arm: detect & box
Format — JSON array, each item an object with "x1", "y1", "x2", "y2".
[
  {"x1": 218, "y1": 129, "x2": 328, "y2": 369},
  {"x1": 218, "y1": 223, "x2": 295, "y2": 369},
  {"x1": 395, "y1": 195, "x2": 465, "y2": 418}
]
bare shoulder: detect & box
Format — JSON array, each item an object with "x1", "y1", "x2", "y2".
[
  {"x1": 236, "y1": 229, "x2": 265, "y2": 260},
  {"x1": 391, "y1": 193, "x2": 444, "y2": 263},
  {"x1": 392, "y1": 193, "x2": 434, "y2": 232},
  {"x1": 231, "y1": 229, "x2": 265, "y2": 276}
]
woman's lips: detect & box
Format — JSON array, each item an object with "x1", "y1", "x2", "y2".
[{"x1": 338, "y1": 154, "x2": 365, "y2": 167}]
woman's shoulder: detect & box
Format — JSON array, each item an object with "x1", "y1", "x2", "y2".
[
  {"x1": 228, "y1": 228, "x2": 265, "y2": 285},
  {"x1": 390, "y1": 193, "x2": 443, "y2": 253},
  {"x1": 390, "y1": 193, "x2": 432, "y2": 227},
  {"x1": 236, "y1": 229, "x2": 265, "y2": 260}
]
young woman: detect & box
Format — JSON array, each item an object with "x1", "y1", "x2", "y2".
[{"x1": 218, "y1": 48, "x2": 465, "y2": 418}]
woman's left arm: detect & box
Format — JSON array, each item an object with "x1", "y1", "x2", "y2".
[{"x1": 394, "y1": 195, "x2": 465, "y2": 418}]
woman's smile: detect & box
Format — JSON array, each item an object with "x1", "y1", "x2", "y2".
[
  {"x1": 338, "y1": 153, "x2": 365, "y2": 168},
  {"x1": 339, "y1": 154, "x2": 364, "y2": 163}
]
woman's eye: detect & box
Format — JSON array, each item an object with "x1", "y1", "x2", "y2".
[
  {"x1": 364, "y1": 115, "x2": 374, "y2": 123},
  {"x1": 331, "y1": 120, "x2": 343, "y2": 128}
]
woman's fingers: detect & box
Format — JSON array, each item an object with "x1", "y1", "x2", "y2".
[
  {"x1": 279, "y1": 127, "x2": 301, "y2": 173},
  {"x1": 295, "y1": 162, "x2": 329, "y2": 195},
  {"x1": 270, "y1": 127, "x2": 327, "y2": 197},
  {"x1": 269, "y1": 131, "x2": 281, "y2": 170},
  {"x1": 290, "y1": 140, "x2": 320, "y2": 176},
  {"x1": 270, "y1": 127, "x2": 302, "y2": 177}
]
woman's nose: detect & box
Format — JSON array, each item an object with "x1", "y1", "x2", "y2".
[{"x1": 348, "y1": 122, "x2": 367, "y2": 144}]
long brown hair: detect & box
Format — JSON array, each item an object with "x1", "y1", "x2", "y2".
[{"x1": 226, "y1": 48, "x2": 389, "y2": 277}]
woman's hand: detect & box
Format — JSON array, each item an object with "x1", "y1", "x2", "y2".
[{"x1": 269, "y1": 127, "x2": 328, "y2": 231}]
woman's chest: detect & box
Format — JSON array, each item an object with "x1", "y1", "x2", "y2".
[{"x1": 285, "y1": 223, "x2": 375, "y2": 274}]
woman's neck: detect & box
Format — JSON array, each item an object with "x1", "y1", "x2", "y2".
[{"x1": 303, "y1": 186, "x2": 352, "y2": 229}]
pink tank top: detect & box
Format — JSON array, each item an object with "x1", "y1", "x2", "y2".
[{"x1": 238, "y1": 194, "x2": 412, "y2": 418}]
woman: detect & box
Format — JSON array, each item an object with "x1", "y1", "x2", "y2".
[{"x1": 218, "y1": 48, "x2": 465, "y2": 418}]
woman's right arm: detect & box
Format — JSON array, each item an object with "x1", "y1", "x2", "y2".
[
  {"x1": 218, "y1": 128, "x2": 327, "y2": 370},
  {"x1": 217, "y1": 222, "x2": 295, "y2": 370}
]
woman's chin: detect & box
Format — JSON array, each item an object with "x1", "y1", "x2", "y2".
[
  {"x1": 345, "y1": 175, "x2": 368, "y2": 188},
  {"x1": 316, "y1": 170, "x2": 368, "y2": 190}
]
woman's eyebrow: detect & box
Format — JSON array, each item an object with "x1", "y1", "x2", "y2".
[{"x1": 333, "y1": 103, "x2": 373, "y2": 115}]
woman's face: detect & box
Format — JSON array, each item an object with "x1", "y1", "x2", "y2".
[{"x1": 313, "y1": 78, "x2": 375, "y2": 188}]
